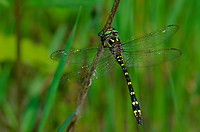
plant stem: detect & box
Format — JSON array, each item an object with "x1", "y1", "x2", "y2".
[
  {"x1": 15, "y1": 0, "x2": 22, "y2": 131},
  {"x1": 66, "y1": 0, "x2": 120, "y2": 131}
]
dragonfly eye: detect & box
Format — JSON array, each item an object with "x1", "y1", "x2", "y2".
[
  {"x1": 104, "y1": 29, "x2": 118, "y2": 35},
  {"x1": 112, "y1": 29, "x2": 118, "y2": 33},
  {"x1": 104, "y1": 30, "x2": 112, "y2": 35}
]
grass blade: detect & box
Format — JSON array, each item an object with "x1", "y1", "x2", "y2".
[
  {"x1": 168, "y1": 65, "x2": 180, "y2": 131},
  {"x1": 57, "y1": 111, "x2": 75, "y2": 132},
  {"x1": 37, "y1": 7, "x2": 82, "y2": 132},
  {"x1": 0, "y1": 63, "x2": 18, "y2": 130}
]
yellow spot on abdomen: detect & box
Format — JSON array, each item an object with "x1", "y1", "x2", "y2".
[
  {"x1": 117, "y1": 56, "x2": 122, "y2": 59},
  {"x1": 130, "y1": 92, "x2": 135, "y2": 95},
  {"x1": 125, "y1": 72, "x2": 128, "y2": 75},
  {"x1": 128, "y1": 82, "x2": 132, "y2": 85},
  {"x1": 138, "y1": 110, "x2": 141, "y2": 116},
  {"x1": 134, "y1": 110, "x2": 138, "y2": 117}
]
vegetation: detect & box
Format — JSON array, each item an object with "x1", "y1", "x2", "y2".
[{"x1": 0, "y1": 0, "x2": 199, "y2": 131}]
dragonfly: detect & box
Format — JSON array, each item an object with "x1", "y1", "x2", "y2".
[{"x1": 50, "y1": 25, "x2": 182, "y2": 125}]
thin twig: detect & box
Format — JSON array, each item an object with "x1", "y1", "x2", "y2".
[
  {"x1": 15, "y1": 0, "x2": 22, "y2": 131},
  {"x1": 104, "y1": 0, "x2": 120, "y2": 31},
  {"x1": 66, "y1": 0, "x2": 120, "y2": 131}
]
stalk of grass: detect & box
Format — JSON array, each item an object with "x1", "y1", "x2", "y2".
[
  {"x1": 48, "y1": 23, "x2": 68, "y2": 54},
  {"x1": 168, "y1": 65, "x2": 180, "y2": 131},
  {"x1": 57, "y1": 111, "x2": 75, "y2": 132},
  {"x1": 66, "y1": 1, "x2": 121, "y2": 131},
  {"x1": 37, "y1": 7, "x2": 82, "y2": 132},
  {"x1": 0, "y1": 63, "x2": 18, "y2": 130}
]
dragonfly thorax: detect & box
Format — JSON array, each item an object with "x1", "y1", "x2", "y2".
[{"x1": 106, "y1": 36, "x2": 124, "y2": 61}]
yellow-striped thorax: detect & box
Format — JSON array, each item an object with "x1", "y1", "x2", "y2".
[
  {"x1": 102, "y1": 28, "x2": 119, "y2": 46},
  {"x1": 102, "y1": 28, "x2": 123, "y2": 60}
]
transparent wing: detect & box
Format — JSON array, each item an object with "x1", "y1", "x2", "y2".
[
  {"x1": 60, "y1": 48, "x2": 116, "y2": 84},
  {"x1": 50, "y1": 48, "x2": 98, "y2": 64},
  {"x1": 123, "y1": 48, "x2": 182, "y2": 67},
  {"x1": 122, "y1": 25, "x2": 179, "y2": 50}
]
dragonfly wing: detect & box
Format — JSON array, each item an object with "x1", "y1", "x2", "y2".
[
  {"x1": 122, "y1": 25, "x2": 179, "y2": 50},
  {"x1": 60, "y1": 65, "x2": 89, "y2": 84},
  {"x1": 94, "y1": 48, "x2": 116, "y2": 80},
  {"x1": 123, "y1": 48, "x2": 182, "y2": 67},
  {"x1": 50, "y1": 48, "x2": 98, "y2": 64},
  {"x1": 60, "y1": 48, "x2": 116, "y2": 84}
]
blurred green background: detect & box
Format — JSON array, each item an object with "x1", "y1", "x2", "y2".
[{"x1": 0, "y1": 0, "x2": 200, "y2": 131}]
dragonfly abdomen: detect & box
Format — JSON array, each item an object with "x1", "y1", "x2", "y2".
[
  {"x1": 116, "y1": 55, "x2": 142, "y2": 125},
  {"x1": 105, "y1": 28, "x2": 142, "y2": 125}
]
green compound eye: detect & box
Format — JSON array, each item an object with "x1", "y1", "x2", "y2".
[
  {"x1": 112, "y1": 30, "x2": 118, "y2": 33},
  {"x1": 104, "y1": 30, "x2": 111, "y2": 35},
  {"x1": 104, "y1": 29, "x2": 118, "y2": 35}
]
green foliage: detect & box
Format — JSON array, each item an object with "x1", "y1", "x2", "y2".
[
  {"x1": 28, "y1": 0, "x2": 101, "y2": 7},
  {"x1": 57, "y1": 110, "x2": 75, "y2": 132},
  {"x1": 37, "y1": 7, "x2": 81, "y2": 132},
  {"x1": 0, "y1": 0, "x2": 200, "y2": 132}
]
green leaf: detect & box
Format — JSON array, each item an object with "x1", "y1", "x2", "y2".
[
  {"x1": 57, "y1": 110, "x2": 75, "y2": 132},
  {"x1": 37, "y1": 7, "x2": 82, "y2": 132},
  {"x1": 21, "y1": 98, "x2": 39, "y2": 132},
  {"x1": 0, "y1": 0, "x2": 10, "y2": 7}
]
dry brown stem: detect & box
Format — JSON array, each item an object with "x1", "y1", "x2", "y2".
[{"x1": 67, "y1": 1, "x2": 120, "y2": 131}]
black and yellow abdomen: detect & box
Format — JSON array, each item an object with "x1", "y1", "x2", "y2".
[
  {"x1": 116, "y1": 55, "x2": 142, "y2": 125},
  {"x1": 104, "y1": 28, "x2": 142, "y2": 125}
]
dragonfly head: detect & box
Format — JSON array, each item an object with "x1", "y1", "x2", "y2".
[
  {"x1": 104, "y1": 27, "x2": 119, "y2": 37},
  {"x1": 98, "y1": 27, "x2": 119, "y2": 43}
]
